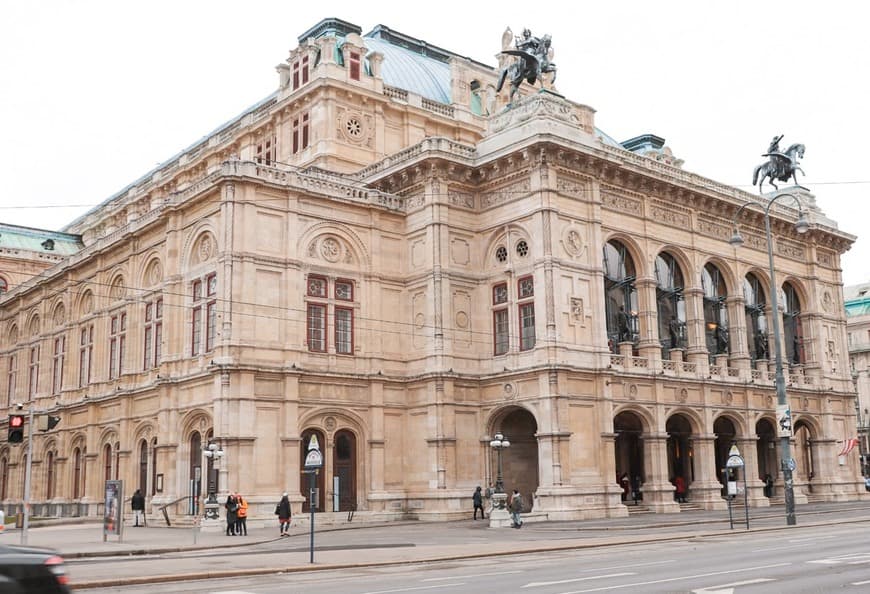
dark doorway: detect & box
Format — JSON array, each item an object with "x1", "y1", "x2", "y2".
[
  {"x1": 497, "y1": 408, "x2": 539, "y2": 512},
  {"x1": 713, "y1": 416, "x2": 738, "y2": 491},
  {"x1": 333, "y1": 429, "x2": 357, "y2": 512},
  {"x1": 666, "y1": 414, "x2": 694, "y2": 489},
  {"x1": 756, "y1": 418, "x2": 777, "y2": 491},
  {"x1": 300, "y1": 429, "x2": 326, "y2": 512},
  {"x1": 614, "y1": 411, "x2": 645, "y2": 502}
]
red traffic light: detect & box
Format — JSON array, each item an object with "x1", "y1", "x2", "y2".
[
  {"x1": 8, "y1": 415, "x2": 25, "y2": 443},
  {"x1": 9, "y1": 415, "x2": 24, "y2": 428}
]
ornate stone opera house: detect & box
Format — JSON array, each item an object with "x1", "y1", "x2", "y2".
[{"x1": 0, "y1": 18, "x2": 862, "y2": 522}]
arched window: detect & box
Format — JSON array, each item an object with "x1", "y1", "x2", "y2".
[
  {"x1": 46, "y1": 451, "x2": 55, "y2": 499},
  {"x1": 702, "y1": 263, "x2": 730, "y2": 357},
  {"x1": 103, "y1": 443, "x2": 113, "y2": 482},
  {"x1": 72, "y1": 448, "x2": 82, "y2": 499},
  {"x1": 139, "y1": 440, "x2": 148, "y2": 494},
  {"x1": 783, "y1": 282, "x2": 805, "y2": 365},
  {"x1": 603, "y1": 240, "x2": 638, "y2": 352},
  {"x1": 0, "y1": 277, "x2": 7, "y2": 294},
  {"x1": 151, "y1": 437, "x2": 158, "y2": 496},
  {"x1": 114, "y1": 441, "x2": 120, "y2": 480},
  {"x1": 189, "y1": 431, "x2": 202, "y2": 501},
  {"x1": 655, "y1": 252, "x2": 686, "y2": 352},
  {"x1": 0, "y1": 457, "x2": 7, "y2": 500},
  {"x1": 744, "y1": 273, "x2": 769, "y2": 361}
]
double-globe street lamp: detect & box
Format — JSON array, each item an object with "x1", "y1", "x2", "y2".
[
  {"x1": 489, "y1": 432, "x2": 511, "y2": 521},
  {"x1": 730, "y1": 191, "x2": 809, "y2": 526}
]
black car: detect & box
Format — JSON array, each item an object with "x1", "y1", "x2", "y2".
[{"x1": 0, "y1": 544, "x2": 70, "y2": 593}]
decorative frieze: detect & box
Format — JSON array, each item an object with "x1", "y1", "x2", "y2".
[
  {"x1": 696, "y1": 216, "x2": 731, "y2": 241},
  {"x1": 650, "y1": 201, "x2": 690, "y2": 229},
  {"x1": 448, "y1": 189, "x2": 475, "y2": 209},
  {"x1": 556, "y1": 175, "x2": 588, "y2": 199},
  {"x1": 601, "y1": 187, "x2": 642, "y2": 216},
  {"x1": 481, "y1": 177, "x2": 531, "y2": 208},
  {"x1": 776, "y1": 237, "x2": 805, "y2": 261}
]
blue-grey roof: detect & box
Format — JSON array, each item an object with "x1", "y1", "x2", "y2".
[
  {"x1": 0, "y1": 223, "x2": 82, "y2": 255},
  {"x1": 363, "y1": 36, "x2": 451, "y2": 104}
]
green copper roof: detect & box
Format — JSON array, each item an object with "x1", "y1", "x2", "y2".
[
  {"x1": 363, "y1": 36, "x2": 451, "y2": 104},
  {"x1": 0, "y1": 223, "x2": 82, "y2": 256}
]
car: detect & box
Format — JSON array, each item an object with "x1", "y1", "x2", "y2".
[{"x1": 0, "y1": 544, "x2": 70, "y2": 593}]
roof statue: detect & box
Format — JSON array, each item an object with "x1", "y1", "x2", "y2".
[
  {"x1": 752, "y1": 134, "x2": 806, "y2": 193},
  {"x1": 496, "y1": 27, "x2": 557, "y2": 107}
]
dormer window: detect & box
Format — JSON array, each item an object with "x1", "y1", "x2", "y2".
[
  {"x1": 349, "y1": 51, "x2": 361, "y2": 81},
  {"x1": 255, "y1": 135, "x2": 276, "y2": 166},
  {"x1": 41, "y1": 239, "x2": 55, "y2": 251},
  {"x1": 292, "y1": 55, "x2": 309, "y2": 91}
]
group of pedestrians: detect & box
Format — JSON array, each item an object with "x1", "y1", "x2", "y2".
[
  {"x1": 471, "y1": 485, "x2": 524, "y2": 528},
  {"x1": 224, "y1": 492, "x2": 249, "y2": 536}
]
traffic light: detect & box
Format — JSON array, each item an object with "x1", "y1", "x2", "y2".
[
  {"x1": 8, "y1": 415, "x2": 24, "y2": 443},
  {"x1": 37, "y1": 415, "x2": 61, "y2": 432}
]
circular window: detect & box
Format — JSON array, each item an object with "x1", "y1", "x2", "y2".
[
  {"x1": 345, "y1": 118, "x2": 363, "y2": 138},
  {"x1": 495, "y1": 246, "x2": 508, "y2": 263},
  {"x1": 516, "y1": 240, "x2": 529, "y2": 257}
]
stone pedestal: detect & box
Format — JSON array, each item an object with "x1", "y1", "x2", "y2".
[{"x1": 488, "y1": 492, "x2": 512, "y2": 528}]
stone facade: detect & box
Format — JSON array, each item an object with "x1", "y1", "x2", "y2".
[
  {"x1": 0, "y1": 19, "x2": 864, "y2": 523},
  {"x1": 846, "y1": 283, "x2": 870, "y2": 469}
]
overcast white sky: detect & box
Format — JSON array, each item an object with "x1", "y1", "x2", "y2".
[{"x1": 1, "y1": 1, "x2": 867, "y2": 286}]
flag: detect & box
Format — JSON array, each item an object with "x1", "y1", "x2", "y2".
[{"x1": 838, "y1": 438, "x2": 859, "y2": 456}]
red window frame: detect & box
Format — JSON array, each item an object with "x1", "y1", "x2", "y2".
[
  {"x1": 308, "y1": 275, "x2": 328, "y2": 297},
  {"x1": 6, "y1": 354, "x2": 17, "y2": 406},
  {"x1": 493, "y1": 308, "x2": 509, "y2": 356},
  {"x1": 517, "y1": 276, "x2": 535, "y2": 351},
  {"x1": 335, "y1": 279, "x2": 354, "y2": 301},
  {"x1": 144, "y1": 298, "x2": 163, "y2": 369},
  {"x1": 334, "y1": 306, "x2": 354, "y2": 354},
  {"x1": 292, "y1": 60, "x2": 300, "y2": 90},
  {"x1": 79, "y1": 325, "x2": 93, "y2": 387},
  {"x1": 302, "y1": 55, "x2": 309, "y2": 84},
  {"x1": 52, "y1": 335, "x2": 65, "y2": 395},
  {"x1": 349, "y1": 51, "x2": 361, "y2": 80},
  {"x1": 28, "y1": 345, "x2": 39, "y2": 398},
  {"x1": 307, "y1": 303, "x2": 327, "y2": 352},
  {"x1": 109, "y1": 312, "x2": 126, "y2": 380},
  {"x1": 192, "y1": 275, "x2": 217, "y2": 356},
  {"x1": 255, "y1": 136, "x2": 276, "y2": 165}
]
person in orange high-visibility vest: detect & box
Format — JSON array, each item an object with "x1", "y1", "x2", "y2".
[{"x1": 235, "y1": 493, "x2": 248, "y2": 536}]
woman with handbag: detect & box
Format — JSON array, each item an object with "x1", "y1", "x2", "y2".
[
  {"x1": 225, "y1": 493, "x2": 238, "y2": 536},
  {"x1": 276, "y1": 492, "x2": 291, "y2": 537}
]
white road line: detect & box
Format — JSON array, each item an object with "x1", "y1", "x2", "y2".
[
  {"x1": 751, "y1": 543, "x2": 815, "y2": 552},
  {"x1": 788, "y1": 535, "x2": 837, "y2": 543},
  {"x1": 422, "y1": 570, "x2": 521, "y2": 581},
  {"x1": 553, "y1": 562, "x2": 791, "y2": 593},
  {"x1": 361, "y1": 583, "x2": 467, "y2": 594},
  {"x1": 852, "y1": 579, "x2": 870, "y2": 585},
  {"x1": 691, "y1": 578, "x2": 775, "y2": 593},
  {"x1": 522, "y1": 572, "x2": 635, "y2": 588}
]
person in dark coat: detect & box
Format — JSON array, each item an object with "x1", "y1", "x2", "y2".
[
  {"x1": 225, "y1": 493, "x2": 238, "y2": 536},
  {"x1": 276, "y1": 492, "x2": 292, "y2": 536},
  {"x1": 131, "y1": 489, "x2": 145, "y2": 527},
  {"x1": 472, "y1": 486, "x2": 485, "y2": 520}
]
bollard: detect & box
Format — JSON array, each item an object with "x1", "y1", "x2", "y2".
[{"x1": 15, "y1": 512, "x2": 23, "y2": 529}]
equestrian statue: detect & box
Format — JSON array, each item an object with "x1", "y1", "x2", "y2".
[
  {"x1": 496, "y1": 28, "x2": 557, "y2": 106},
  {"x1": 752, "y1": 134, "x2": 806, "y2": 193}
]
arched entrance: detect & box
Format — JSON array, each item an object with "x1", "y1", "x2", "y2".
[
  {"x1": 495, "y1": 408, "x2": 538, "y2": 511},
  {"x1": 300, "y1": 429, "x2": 326, "y2": 512},
  {"x1": 333, "y1": 429, "x2": 357, "y2": 512},
  {"x1": 756, "y1": 419, "x2": 777, "y2": 495},
  {"x1": 794, "y1": 420, "x2": 815, "y2": 490},
  {"x1": 614, "y1": 411, "x2": 645, "y2": 502},
  {"x1": 188, "y1": 432, "x2": 201, "y2": 514},
  {"x1": 666, "y1": 414, "x2": 694, "y2": 495},
  {"x1": 713, "y1": 416, "x2": 738, "y2": 493}
]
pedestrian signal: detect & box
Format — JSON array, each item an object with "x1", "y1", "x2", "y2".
[{"x1": 8, "y1": 415, "x2": 25, "y2": 443}]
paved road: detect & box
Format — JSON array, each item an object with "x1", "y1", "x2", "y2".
[
  {"x1": 81, "y1": 521, "x2": 870, "y2": 593},
  {"x1": 7, "y1": 501, "x2": 865, "y2": 590}
]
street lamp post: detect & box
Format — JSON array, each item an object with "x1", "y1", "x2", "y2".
[
  {"x1": 730, "y1": 191, "x2": 809, "y2": 527},
  {"x1": 202, "y1": 442, "x2": 224, "y2": 520},
  {"x1": 488, "y1": 432, "x2": 511, "y2": 527}
]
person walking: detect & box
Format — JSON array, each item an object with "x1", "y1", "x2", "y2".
[
  {"x1": 509, "y1": 489, "x2": 524, "y2": 528},
  {"x1": 225, "y1": 493, "x2": 238, "y2": 536},
  {"x1": 472, "y1": 486, "x2": 485, "y2": 520},
  {"x1": 235, "y1": 492, "x2": 248, "y2": 535},
  {"x1": 276, "y1": 492, "x2": 292, "y2": 537},
  {"x1": 131, "y1": 489, "x2": 145, "y2": 527}
]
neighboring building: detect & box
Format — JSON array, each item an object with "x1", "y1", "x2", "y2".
[
  {"x1": 0, "y1": 18, "x2": 863, "y2": 523},
  {"x1": 846, "y1": 282, "x2": 870, "y2": 472}
]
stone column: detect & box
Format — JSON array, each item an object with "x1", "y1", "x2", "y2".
[
  {"x1": 636, "y1": 277, "x2": 661, "y2": 363},
  {"x1": 689, "y1": 434, "x2": 728, "y2": 510},
  {"x1": 684, "y1": 287, "x2": 709, "y2": 372},
  {"x1": 739, "y1": 436, "x2": 770, "y2": 507},
  {"x1": 642, "y1": 434, "x2": 680, "y2": 513},
  {"x1": 727, "y1": 295, "x2": 751, "y2": 376}
]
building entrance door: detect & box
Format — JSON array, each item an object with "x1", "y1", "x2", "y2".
[
  {"x1": 614, "y1": 411, "x2": 645, "y2": 502},
  {"x1": 333, "y1": 430, "x2": 357, "y2": 511}
]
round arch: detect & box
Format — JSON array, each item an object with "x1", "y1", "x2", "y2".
[
  {"x1": 601, "y1": 232, "x2": 647, "y2": 279},
  {"x1": 483, "y1": 224, "x2": 533, "y2": 269},
  {"x1": 180, "y1": 224, "x2": 219, "y2": 272},
  {"x1": 296, "y1": 221, "x2": 371, "y2": 271},
  {"x1": 138, "y1": 252, "x2": 164, "y2": 289}
]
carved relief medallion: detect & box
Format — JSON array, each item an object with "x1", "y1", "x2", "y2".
[{"x1": 570, "y1": 297, "x2": 584, "y2": 321}]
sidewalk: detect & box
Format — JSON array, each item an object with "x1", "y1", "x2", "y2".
[{"x1": 5, "y1": 501, "x2": 870, "y2": 589}]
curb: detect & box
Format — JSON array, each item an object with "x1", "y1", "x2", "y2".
[{"x1": 70, "y1": 515, "x2": 870, "y2": 590}]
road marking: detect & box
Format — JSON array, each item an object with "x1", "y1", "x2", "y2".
[
  {"x1": 522, "y1": 572, "x2": 635, "y2": 588},
  {"x1": 361, "y1": 583, "x2": 467, "y2": 594},
  {"x1": 808, "y1": 553, "x2": 870, "y2": 565},
  {"x1": 751, "y1": 543, "x2": 815, "y2": 552},
  {"x1": 788, "y1": 535, "x2": 836, "y2": 543},
  {"x1": 422, "y1": 570, "x2": 521, "y2": 581},
  {"x1": 552, "y1": 562, "x2": 790, "y2": 593},
  {"x1": 691, "y1": 578, "x2": 775, "y2": 593},
  {"x1": 852, "y1": 579, "x2": 870, "y2": 585}
]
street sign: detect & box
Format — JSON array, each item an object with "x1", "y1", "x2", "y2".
[
  {"x1": 726, "y1": 454, "x2": 745, "y2": 468},
  {"x1": 787, "y1": 457, "x2": 797, "y2": 472},
  {"x1": 304, "y1": 449, "x2": 323, "y2": 468},
  {"x1": 728, "y1": 444, "x2": 741, "y2": 457},
  {"x1": 777, "y1": 404, "x2": 793, "y2": 437}
]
